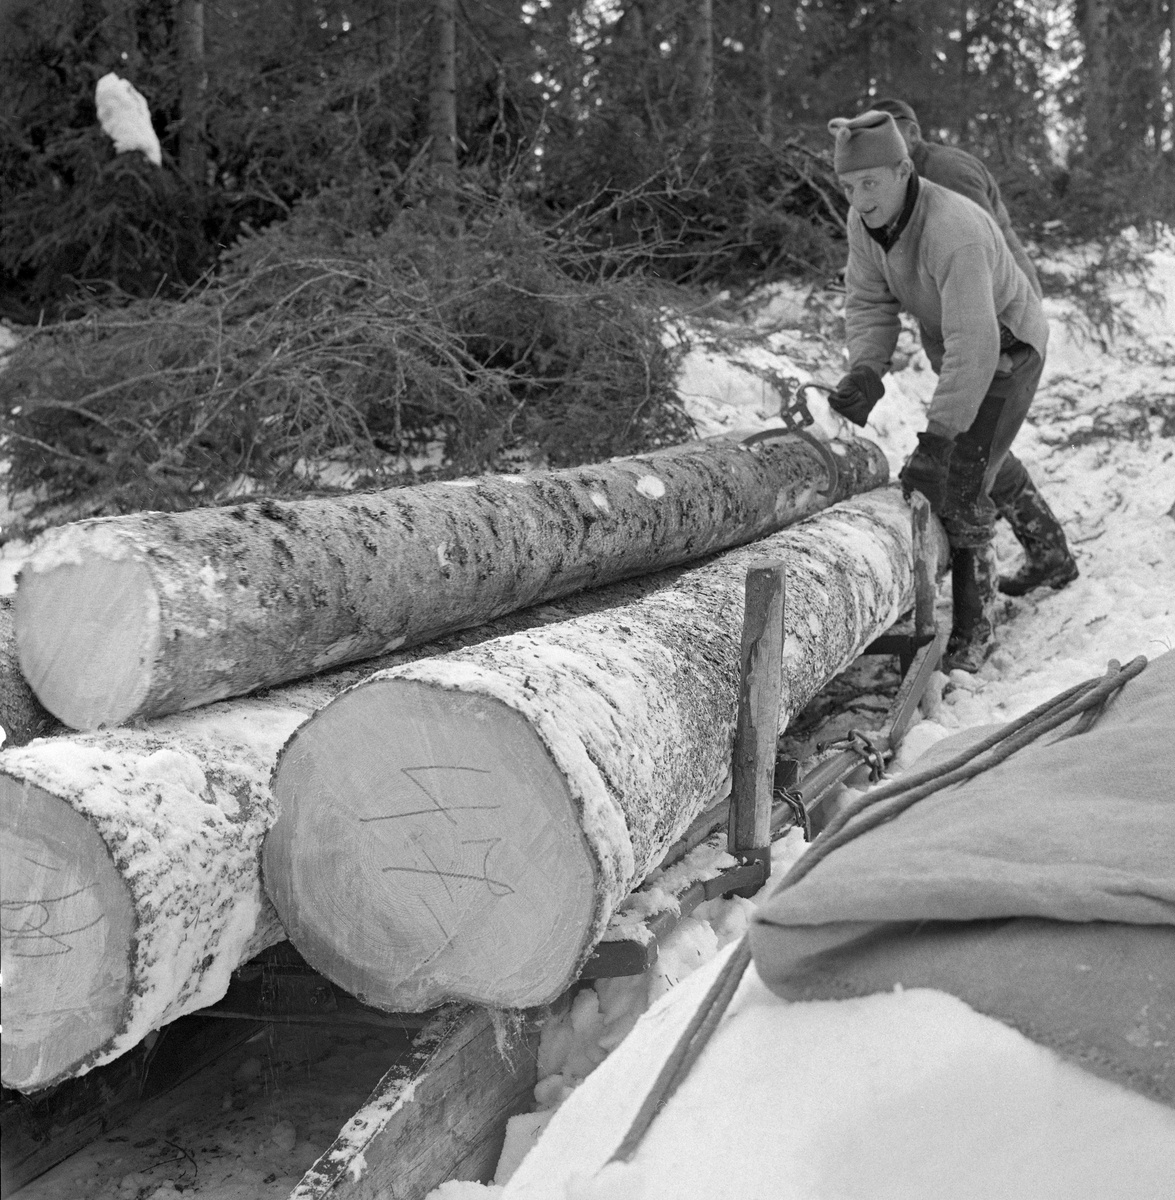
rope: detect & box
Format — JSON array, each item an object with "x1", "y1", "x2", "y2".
[
  {"x1": 608, "y1": 937, "x2": 754, "y2": 1164},
  {"x1": 780, "y1": 655, "x2": 1148, "y2": 893},
  {"x1": 602, "y1": 655, "x2": 1147, "y2": 1169}
]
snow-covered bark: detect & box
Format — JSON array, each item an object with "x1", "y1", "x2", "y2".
[
  {"x1": 0, "y1": 599, "x2": 56, "y2": 747},
  {"x1": 14, "y1": 435, "x2": 886, "y2": 731},
  {"x1": 265, "y1": 487, "x2": 946, "y2": 1013},
  {"x1": 0, "y1": 699, "x2": 301, "y2": 1093}
]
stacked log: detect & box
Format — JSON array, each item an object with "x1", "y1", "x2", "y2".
[
  {"x1": 13, "y1": 435, "x2": 885, "y2": 731},
  {"x1": 0, "y1": 605, "x2": 593, "y2": 1094},
  {"x1": 265, "y1": 487, "x2": 948, "y2": 1014},
  {"x1": 2, "y1": 435, "x2": 894, "y2": 1093}
]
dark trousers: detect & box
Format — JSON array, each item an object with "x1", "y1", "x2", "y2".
[
  {"x1": 945, "y1": 345, "x2": 1044, "y2": 542},
  {"x1": 960, "y1": 345, "x2": 1044, "y2": 510}
]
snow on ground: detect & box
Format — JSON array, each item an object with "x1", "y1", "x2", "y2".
[
  {"x1": 499, "y1": 954, "x2": 1175, "y2": 1200},
  {"x1": 5, "y1": 241, "x2": 1175, "y2": 1200}
]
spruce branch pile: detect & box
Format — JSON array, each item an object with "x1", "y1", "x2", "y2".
[{"x1": 0, "y1": 191, "x2": 690, "y2": 535}]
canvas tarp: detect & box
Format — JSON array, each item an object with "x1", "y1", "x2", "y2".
[{"x1": 751, "y1": 649, "x2": 1175, "y2": 1105}]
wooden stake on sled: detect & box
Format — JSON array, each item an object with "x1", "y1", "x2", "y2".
[{"x1": 606, "y1": 492, "x2": 945, "y2": 1164}]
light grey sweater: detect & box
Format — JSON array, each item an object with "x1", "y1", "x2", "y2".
[
  {"x1": 912, "y1": 140, "x2": 1042, "y2": 297},
  {"x1": 845, "y1": 177, "x2": 1049, "y2": 438}
]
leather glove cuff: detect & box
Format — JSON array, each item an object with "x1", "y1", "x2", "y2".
[
  {"x1": 830, "y1": 366, "x2": 885, "y2": 427},
  {"x1": 853, "y1": 365, "x2": 885, "y2": 404}
]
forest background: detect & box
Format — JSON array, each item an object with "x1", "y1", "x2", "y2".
[{"x1": 1, "y1": 0, "x2": 1174, "y2": 532}]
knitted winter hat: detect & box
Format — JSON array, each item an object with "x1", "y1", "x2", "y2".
[
  {"x1": 870, "y1": 98, "x2": 919, "y2": 126},
  {"x1": 828, "y1": 111, "x2": 907, "y2": 173}
]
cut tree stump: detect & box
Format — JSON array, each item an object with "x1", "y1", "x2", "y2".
[
  {"x1": 265, "y1": 487, "x2": 949, "y2": 1014},
  {"x1": 14, "y1": 434, "x2": 886, "y2": 731}
]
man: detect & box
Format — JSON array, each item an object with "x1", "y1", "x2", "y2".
[
  {"x1": 864, "y1": 101, "x2": 1076, "y2": 610},
  {"x1": 870, "y1": 98, "x2": 1042, "y2": 297},
  {"x1": 826, "y1": 110, "x2": 1077, "y2": 671}
]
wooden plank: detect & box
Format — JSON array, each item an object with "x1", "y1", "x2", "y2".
[
  {"x1": 910, "y1": 492, "x2": 937, "y2": 642},
  {"x1": 727, "y1": 562, "x2": 786, "y2": 867},
  {"x1": 1, "y1": 1015, "x2": 266, "y2": 1196},
  {"x1": 878, "y1": 628, "x2": 950, "y2": 751},
  {"x1": 288, "y1": 1005, "x2": 543, "y2": 1200}
]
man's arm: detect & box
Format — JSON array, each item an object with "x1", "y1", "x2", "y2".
[
  {"x1": 925, "y1": 242, "x2": 1002, "y2": 438},
  {"x1": 990, "y1": 201, "x2": 1043, "y2": 297}
]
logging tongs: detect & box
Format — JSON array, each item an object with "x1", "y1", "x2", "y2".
[{"x1": 741, "y1": 381, "x2": 841, "y2": 497}]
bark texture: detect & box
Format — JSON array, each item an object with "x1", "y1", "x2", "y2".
[
  {"x1": 0, "y1": 598, "x2": 58, "y2": 747},
  {"x1": 16, "y1": 435, "x2": 886, "y2": 731},
  {"x1": 266, "y1": 487, "x2": 947, "y2": 1013}
]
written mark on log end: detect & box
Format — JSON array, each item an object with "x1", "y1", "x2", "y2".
[
  {"x1": 381, "y1": 864, "x2": 515, "y2": 898},
  {"x1": 357, "y1": 766, "x2": 495, "y2": 827},
  {"x1": 364, "y1": 765, "x2": 516, "y2": 900},
  {"x1": 1, "y1": 884, "x2": 102, "y2": 957},
  {"x1": 382, "y1": 836, "x2": 514, "y2": 900}
]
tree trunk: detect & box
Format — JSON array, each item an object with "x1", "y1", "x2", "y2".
[
  {"x1": 693, "y1": 0, "x2": 715, "y2": 150},
  {"x1": 429, "y1": 0, "x2": 458, "y2": 190},
  {"x1": 264, "y1": 487, "x2": 947, "y2": 1014},
  {"x1": 0, "y1": 599, "x2": 57, "y2": 748},
  {"x1": 1167, "y1": 0, "x2": 1175, "y2": 152},
  {"x1": 0, "y1": 595, "x2": 656, "y2": 1093},
  {"x1": 176, "y1": 0, "x2": 206, "y2": 185},
  {"x1": 15, "y1": 435, "x2": 886, "y2": 731},
  {"x1": 755, "y1": 0, "x2": 774, "y2": 144},
  {"x1": 1084, "y1": 0, "x2": 1112, "y2": 162},
  {"x1": 104, "y1": 0, "x2": 142, "y2": 76}
]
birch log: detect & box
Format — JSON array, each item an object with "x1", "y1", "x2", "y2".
[
  {"x1": 14, "y1": 435, "x2": 886, "y2": 731},
  {"x1": 0, "y1": 699, "x2": 299, "y2": 1093},
  {"x1": 0, "y1": 598, "x2": 57, "y2": 747},
  {"x1": 0, "y1": 593, "x2": 686, "y2": 1094},
  {"x1": 265, "y1": 487, "x2": 949, "y2": 1013}
]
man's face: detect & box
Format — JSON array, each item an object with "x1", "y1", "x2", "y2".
[
  {"x1": 893, "y1": 118, "x2": 920, "y2": 151},
  {"x1": 838, "y1": 164, "x2": 909, "y2": 228}
]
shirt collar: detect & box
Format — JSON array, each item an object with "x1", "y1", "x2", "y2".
[{"x1": 864, "y1": 169, "x2": 920, "y2": 252}]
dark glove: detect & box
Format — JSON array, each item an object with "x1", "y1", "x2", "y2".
[
  {"x1": 899, "y1": 431, "x2": 954, "y2": 512},
  {"x1": 828, "y1": 366, "x2": 885, "y2": 427}
]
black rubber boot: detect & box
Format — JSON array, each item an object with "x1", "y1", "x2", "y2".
[
  {"x1": 995, "y1": 474, "x2": 1079, "y2": 597},
  {"x1": 945, "y1": 544, "x2": 999, "y2": 673}
]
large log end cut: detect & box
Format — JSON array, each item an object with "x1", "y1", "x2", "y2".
[
  {"x1": 1, "y1": 776, "x2": 134, "y2": 1091},
  {"x1": 14, "y1": 531, "x2": 160, "y2": 731},
  {"x1": 264, "y1": 680, "x2": 597, "y2": 1014}
]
